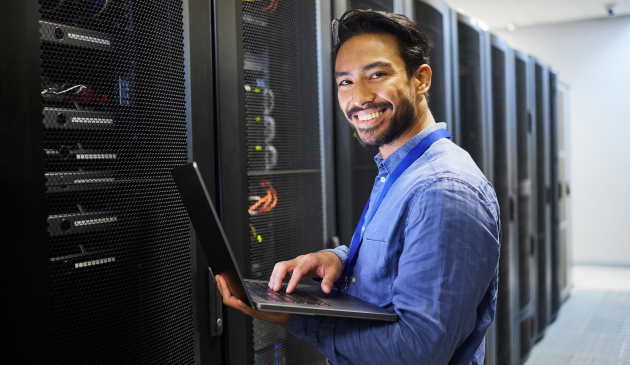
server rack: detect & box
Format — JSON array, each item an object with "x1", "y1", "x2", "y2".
[
  {"x1": 182, "y1": 0, "x2": 224, "y2": 363},
  {"x1": 490, "y1": 35, "x2": 520, "y2": 365},
  {"x1": 533, "y1": 59, "x2": 552, "y2": 340},
  {"x1": 557, "y1": 82, "x2": 573, "y2": 303},
  {"x1": 214, "y1": 1, "x2": 335, "y2": 364},
  {"x1": 548, "y1": 69, "x2": 561, "y2": 321},
  {"x1": 456, "y1": 13, "x2": 495, "y2": 365},
  {"x1": 514, "y1": 50, "x2": 536, "y2": 364},
  {"x1": 456, "y1": 14, "x2": 493, "y2": 180},
  {"x1": 414, "y1": 0, "x2": 460, "y2": 143},
  {"x1": 4, "y1": 0, "x2": 196, "y2": 363}
]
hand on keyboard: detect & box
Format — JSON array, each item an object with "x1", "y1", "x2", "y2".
[{"x1": 268, "y1": 251, "x2": 343, "y2": 294}]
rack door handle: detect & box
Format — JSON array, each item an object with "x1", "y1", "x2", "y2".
[{"x1": 208, "y1": 268, "x2": 224, "y2": 337}]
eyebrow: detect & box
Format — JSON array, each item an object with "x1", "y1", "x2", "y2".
[{"x1": 334, "y1": 61, "x2": 394, "y2": 78}]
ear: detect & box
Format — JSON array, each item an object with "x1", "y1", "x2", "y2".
[{"x1": 412, "y1": 64, "x2": 432, "y2": 99}]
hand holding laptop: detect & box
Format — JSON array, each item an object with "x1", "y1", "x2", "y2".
[
  {"x1": 268, "y1": 251, "x2": 343, "y2": 294},
  {"x1": 216, "y1": 251, "x2": 341, "y2": 327},
  {"x1": 215, "y1": 274, "x2": 291, "y2": 328}
]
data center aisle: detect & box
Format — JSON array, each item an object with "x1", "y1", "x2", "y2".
[{"x1": 524, "y1": 265, "x2": 630, "y2": 365}]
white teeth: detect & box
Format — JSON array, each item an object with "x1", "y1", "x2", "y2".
[{"x1": 358, "y1": 110, "x2": 383, "y2": 121}]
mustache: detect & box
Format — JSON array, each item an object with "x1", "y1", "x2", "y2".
[{"x1": 346, "y1": 102, "x2": 393, "y2": 120}]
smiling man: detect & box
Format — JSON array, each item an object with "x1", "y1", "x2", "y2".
[{"x1": 215, "y1": 9, "x2": 500, "y2": 365}]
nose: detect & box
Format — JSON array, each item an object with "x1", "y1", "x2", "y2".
[{"x1": 351, "y1": 80, "x2": 376, "y2": 108}]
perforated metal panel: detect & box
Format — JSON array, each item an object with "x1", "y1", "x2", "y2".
[
  {"x1": 39, "y1": 0, "x2": 192, "y2": 363},
  {"x1": 242, "y1": 1, "x2": 327, "y2": 364}
]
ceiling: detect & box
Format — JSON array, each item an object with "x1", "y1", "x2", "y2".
[{"x1": 443, "y1": 0, "x2": 630, "y2": 30}]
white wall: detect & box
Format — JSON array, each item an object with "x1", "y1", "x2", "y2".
[{"x1": 495, "y1": 16, "x2": 630, "y2": 266}]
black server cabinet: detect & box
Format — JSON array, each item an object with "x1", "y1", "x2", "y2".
[
  {"x1": 4, "y1": 0, "x2": 196, "y2": 363},
  {"x1": 414, "y1": 0, "x2": 460, "y2": 143},
  {"x1": 182, "y1": 0, "x2": 225, "y2": 363},
  {"x1": 533, "y1": 59, "x2": 552, "y2": 340},
  {"x1": 456, "y1": 13, "x2": 495, "y2": 365},
  {"x1": 214, "y1": 1, "x2": 334, "y2": 364},
  {"x1": 456, "y1": 14, "x2": 493, "y2": 180},
  {"x1": 490, "y1": 35, "x2": 519, "y2": 365},
  {"x1": 548, "y1": 69, "x2": 561, "y2": 321},
  {"x1": 514, "y1": 50, "x2": 536, "y2": 364}
]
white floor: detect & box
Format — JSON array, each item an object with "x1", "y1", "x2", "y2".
[{"x1": 523, "y1": 265, "x2": 630, "y2": 365}]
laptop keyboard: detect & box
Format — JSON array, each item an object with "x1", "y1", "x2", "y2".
[{"x1": 245, "y1": 281, "x2": 330, "y2": 307}]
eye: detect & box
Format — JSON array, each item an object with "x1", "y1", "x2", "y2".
[
  {"x1": 338, "y1": 80, "x2": 352, "y2": 86},
  {"x1": 371, "y1": 72, "x2": 386, "y2": 79}
]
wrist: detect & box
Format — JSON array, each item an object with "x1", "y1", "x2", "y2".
[{"x1": 278, "y1": 314, "x2": 291, "y2": 328}]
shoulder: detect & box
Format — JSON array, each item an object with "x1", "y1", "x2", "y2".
[{"x1": 403, "y1": 138, "x2": 499, "y2": 221}]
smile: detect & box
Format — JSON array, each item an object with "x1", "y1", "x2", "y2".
[{"x1": 356, "y1": 110, "x2": 384, "y2": 121}]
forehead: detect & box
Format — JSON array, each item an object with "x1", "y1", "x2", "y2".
[{"x1": 335, "y1": 33, "x2": 404, "y2": 73}]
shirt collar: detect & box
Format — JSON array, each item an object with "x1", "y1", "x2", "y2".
[{"x1": 374, "y1": 123, "x2": 448, "y2": 175}]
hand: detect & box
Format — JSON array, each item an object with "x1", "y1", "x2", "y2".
[
  {"x1": 269, "y1": 251, "x2": 343, "y2": 294},
  {"x1": 215, "y1": 274, "x2": 291, "y2": 328}
]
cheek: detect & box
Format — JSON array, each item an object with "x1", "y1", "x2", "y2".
[{"x1": 337, "y1": 92, "x2": 351, "y2": 113}]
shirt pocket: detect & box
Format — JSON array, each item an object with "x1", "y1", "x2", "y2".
[{"x1": 353, "y1": 238, "x2": 392, "y2": 306}]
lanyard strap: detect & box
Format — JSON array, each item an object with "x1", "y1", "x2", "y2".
[{"x1": 346, "y1": 128, "x2": 452, "y2": 281}]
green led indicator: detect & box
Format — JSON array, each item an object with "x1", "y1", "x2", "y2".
[
  {"x1": 256, "y1": 146, "x2": 262, "y2": 151},
  {"x1": 257, "y1": 235, "x2": 262, "y2": 243},
  {"x1": 255, "y1": 117, "x2": 261, "y2": 122},
  {"x1": 254, "y1": 88, "x2": 261, "y2": 93}
]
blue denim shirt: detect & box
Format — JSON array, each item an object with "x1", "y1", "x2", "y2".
[{"x1": 287, "y1": 123, "x2": 501, "y2": 365}]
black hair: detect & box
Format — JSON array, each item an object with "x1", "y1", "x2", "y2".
[{"x1": 332, "y1": 9, "x2": 430, "y2": 80}]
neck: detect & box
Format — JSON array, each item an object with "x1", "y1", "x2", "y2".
[{"x1": 379, "y1": 107, "x2": 436, "y2": 159}]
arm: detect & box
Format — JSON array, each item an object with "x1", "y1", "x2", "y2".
[
  {"x1": 288, "y1": 178, "x2": 500, "y2": 365},
  {"x1": 215, "y1": 248, "x2": 349, "y2": 328}
]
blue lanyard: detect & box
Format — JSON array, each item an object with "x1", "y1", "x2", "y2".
[{"x1": 345, "y1": 128, "x2": 452, "y2": 288}]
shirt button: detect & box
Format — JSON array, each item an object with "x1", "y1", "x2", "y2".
[
  {"x1": 380, "y1": 177, "x2": 386, "y2": 182},
  {"x1": 352, "y1": 277, "x2": 356, "y2": 283},
  {"x1": 361, "y1": 226, "x2": 365, "y2": 232}
]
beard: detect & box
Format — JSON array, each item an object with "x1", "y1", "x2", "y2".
[{"x1": 347, "y1": 94, "x2": 417, "y2": 150}]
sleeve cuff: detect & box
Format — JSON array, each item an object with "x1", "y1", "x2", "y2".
[
  {"x1": 320, "y1": 246, "x2": 349, "y2": 268},
  {"x1": 320, "y1": 246, "x2": 349, "y2": 289}
]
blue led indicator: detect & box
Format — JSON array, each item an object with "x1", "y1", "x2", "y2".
[{"x1": 136, "y1": 153, "x2": 140, "y2": 158}]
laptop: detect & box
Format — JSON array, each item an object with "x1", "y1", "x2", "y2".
[{"x1": 172, "y1": 162, "x2": 397, "y2": 321}]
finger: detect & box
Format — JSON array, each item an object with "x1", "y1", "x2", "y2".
[
  {"x1": 269, "y1": 262, "x2": 280, "y2": 289},
  {"x1": 271, "y1": 262, "x2": 293, "y2": 291},
  {"x1": 215, "y1": 275, "x2": 224, "y2": 295},
  {"x1": 321, "y1": 272, "x2": 336, "y2": 294},
  {"x1": 217, "y1": 276, "x2": 237, "y2": 304},
  {"x1": 286, "y1": 261, "x2": 309, "y2": 293}
]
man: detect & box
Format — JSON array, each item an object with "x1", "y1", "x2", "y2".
[{"x1": 216, "y1": 9, "x2": 500, "y2": 365}]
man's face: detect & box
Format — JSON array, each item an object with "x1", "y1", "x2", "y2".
[{"x1": 335, "y1": 33, "x2": 417, "y2": 149}]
